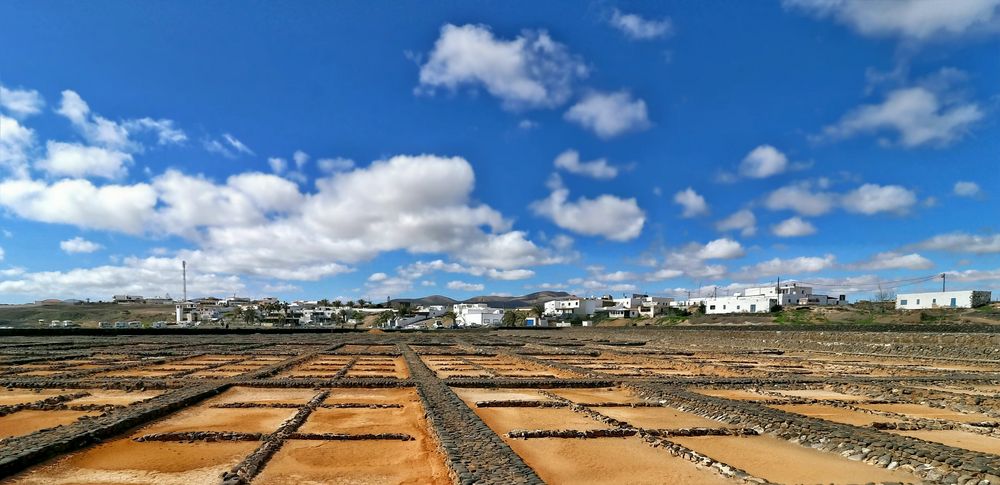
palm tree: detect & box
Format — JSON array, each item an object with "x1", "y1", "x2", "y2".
[
  {"x1": 232, "y1": 307, "x2": 244, "y2": 325},
  {"x1": 532, "y1": 304, "x2": 545, "y2": 318},
  {"x1": 242, "y1": 307, "x2": 258, "y2": 326},
  {"x1": 332, "y1": 300, "x2": 342, "y2": 307}
]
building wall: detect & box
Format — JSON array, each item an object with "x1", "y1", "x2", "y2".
[
  {"x1": 896, "y1": 291, "x2": 992, "y2": 310},
  {"x1": 705, "y1": 295, "x2": 776, "y2": 314}
]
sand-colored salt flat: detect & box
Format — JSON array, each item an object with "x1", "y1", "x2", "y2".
[
  {"x1": 771, "y1": 404, "x2": 904, "y2": 426},
  {"x1": 323, "y1": 387, "x2": 418, "y2": 404},
  {"x1": 672, "y1": 435, "x2": 917, "y2": 484},
  {"x1": 506, "y1": 437, "x2": 733, "y2": 485},
  {"x1": 771, "y1": 389, "x2": 868, "y2": 401},
  {"x1": 550, "y1": 387, "x2": 644, "y2": 404},
  {"x1": 856, "y1": 403, "x2": 993, "y2": 423},
  {"x1": 98, "y1": 369, "x2": 177, "y2": 378},
  {"x1": 65, "y1": 389, "x2": 163, "y2": 406},
  {"x1": 4, "y1": 439, "x2": 257, "y2": 484},
  {"x1": 255, "y1": 439, "x2": 450, "y2": 485},
  {"x1": 452, "y1": 387, "x2": 552, "y2": 403},
  {"x1": 300, "y1": 407, "x2": 422, "y2": 436},
  {"x1": 891, "y1": 429, "x2": 1000, "y2": 455},
  {"x1": 475, "y1": 407, "x2": 611, "y2": 433},
  {"x1": 0, "y1": 388, "x2": 73, "y2": 405},
  {"x1": 210, "y1": 387, "x2": 320, "y2": 405},
  {"x1": 595, "y1": 406, "x2": 731, "y2": 429},
  {"x1": 0, "y1": 410, "x2": 99, "y2": 439},
  {"x1": 693, "y1": 389, "x2": 779, "y2": 401},
  {"x1": 142, "y1": 407, "x2": 295, "y2": 434}
]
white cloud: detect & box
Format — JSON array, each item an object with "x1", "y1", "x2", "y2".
[
  {"x1": 553, "y1": 149, "x2": 618, "y2": 179},
  {"x1": 673, "y1": 187, "x2": 709, "y2": 218},
  {"x1": 293, "y1": 150, "x2": 309, "y2": 169},
  {"x1": 531, "y1": 176, "x2": 645, "y2": 241},
  {"x1": 764, "y1": 182, "x2": 837, "y2": 216},
  {"x1": 417, "y1": 23, "x2": 587, "y2": 110},
  {"x1": 268, "y1": 157, "x2": 287, "y2": 174},
  {"x1": 784, "y1": 0, "x2": 1000, "y2": 41},
  {"x1": 914, "y1": 232, "x2": 1000, "y2": 254},
  {"x1": 446, "y1": 280, "x2": 485, "y2": 292},
  {"x1": 518, "y1": 119, "x2": 539, "y2": 130},
  {"x1": 852, "y1": 251, "x2": 933, "y2": 270},
  {"x1": 0, "y1": 178, "x2": 157, "y2": 234},
  {"x1": 953, "y1": 181, "x2": 982, "y2": 197},
  {"x1": 205, "y1": 133, "x2": 254, "y2": 158},
  {"x1": 317, "y1": 157, "x2": 355, "y2": 173},
  {"x1": 841, "y1": 183, "x2": 917, "y2": 214},
  {"x1": 56, "y1": 90, "x2": 186, "y2": 151},
  {"x1": 368, "y1": 272, "x2": 388, "y2": 282},
  {"x1": 739, "y1": 145, "x2": 788, "y2": 178},
  {"x1": 696, "y1": 238, "x2": 745, "y2": 260},
  {"x1": 819, "y1": 87, "x2": 982, "y2": 147},
  {"x1": 564, "y1": 90, "x2": 650, "y2": 138},
  {"x1": 0, "y1": 246, "x2": 4, "y2": 262},
  {"x1": 609, "y1": 9, "x2": 673, "y2": 40},
  {"x1": 737, "y1": 254, "x2": 836, "y2": 278},
  {"x1": 716, "y1": 209, "x2": 757, "y2": 237},
  {"x1": 59, "y1": 237, "x2": 102, "y2": 254},
  {"x1": 0, "y1": 256, "x2": 244, "y2": 299},
  {"x1": 0, "y1": 85, "x2": 44, "y2": 118},
  {"x1": 772, "y1": 216, "x2": 817, "y2": 237},
  {"x1": 37, "y1": 141, "x2": 132, "y2": 179},
  {"x1": 0, "y1": 114, "x2": 34, "y2": 178}
]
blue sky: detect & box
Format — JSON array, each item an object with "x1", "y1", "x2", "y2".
[{"x1": 0, "y1": 1, "x2": 998, "y2": 303}]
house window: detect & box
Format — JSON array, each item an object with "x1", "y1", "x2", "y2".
[
  {"x1": 950, "y1": 298, "x2": 957, "y2": 307},
  {"x1": 709, "y1": 305, "x2": 716, "y2": 310},
  {"x1": 722, "y1": 305, "x2": 726, "y2": 310},
  {"x1": 932, "y1": 299, "x2": 936, "y2": 304},
  {"x1": 916, "y1": 299, "x2": 920, "y2": 305},
  {"x1": 900, "y1": 300, "x2": 908, "y2": 305}
]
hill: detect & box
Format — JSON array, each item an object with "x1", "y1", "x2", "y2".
[{"x1": 0, "y1": 303, "x2": 176, "y2": 328}]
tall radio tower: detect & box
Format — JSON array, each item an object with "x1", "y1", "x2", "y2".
[{"x1": 182, "y1": 260, "x2": 187, "y2": 303}]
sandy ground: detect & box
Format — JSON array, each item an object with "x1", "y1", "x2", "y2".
[
  {"x1": 771, "y1": 404, "x2": 903, "y2": 426},
  {"x1": 98, "y1": 370, "x2": 177, "y2": 378},
  {"x1": 0, "y1": 388, "x2": 73, "y2": 405},
  {"x1": 4, "y1": 439, "x2": 257, "y2": 484},
  {"x1": 323, "y1": 387, "x2": 418, "y2": 405},
  {"x1": 254, "y1": 440, "x2": 450, "y2": 485},
  {"x1": 770, "y1": 389, "x2": 868, "y2": 401},
  {"x1": 891, "y1": 429, "x2": 1000, "y2": 455},
  {"x1": 856, "y1": 403, "x2": 993, "y2": 423},
  {"x1": 672, "y1": 435, "x2": 917, "y2": 484},
  {"x1": 550, "y1": 387, "x2": 644, "y2": 404},
  {"x1": 142, "y1": 407, "x2": 296, "y2": 434},
  {"x1": 0, "y1": 410, "x2": 99, "y2": 439},
  {"x1": 506, "y1": 437, "x2": 733, "y2": 485},
  {"x1": 452, "y1": 388, "x2": 553, "y2": 402},
  {"x1": 210, "y1": 387, "x2": 319, "y2": 405},
  {"x1": 65, "y1": 390, "x2": 163, "y2": 406},
  {"x1": 475, "y1": 407, "x2": 611, "y2": 433},
  {"x1": 300, "y1": 407, "x2": 419, "y2": 435},
  {"x1": 914, "y1": 386, "x2": 1000, "y2": 396},
  {"x1": 692, "y1": 389, "x2": 781, "y2": 401},
  {"x1": 595, "y1": 406, "x2": 731, "y2": 429}
]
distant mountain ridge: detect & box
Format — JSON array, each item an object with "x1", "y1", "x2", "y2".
[{"x1": 390, "y1": 291, "x2": 571, "y2": 308}]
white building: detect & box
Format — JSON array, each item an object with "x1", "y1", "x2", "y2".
[
  {"x1": 743, "y1": 283, "x2": 845, "y2": 307},
  {"x1": 543, "y1": 298, "x2": 603, "y2": 317},
  {"x1": 638, "y1": 295, "x2": 674, "y2": 317},
  {"x1": 896, "y1": 290, "x2": 992, "y2": 310},
  {"x1": 599, "y1": 305, "x2": 639, "y2": 319},
  {"x1": 673, "y1": 284, "x2": 845, "y2": 315},
  {"x1": 453, "y1": 303, "x2": 504, "y2": 327},
  {"x1": 704, "y1": 295, "x2": 776, "y2": 314}
]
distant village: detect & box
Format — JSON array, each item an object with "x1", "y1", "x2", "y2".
[{"x1": 33, "y1": 283, "x2": 995, "y2": 329}]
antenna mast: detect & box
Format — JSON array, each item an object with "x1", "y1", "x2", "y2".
[{"x1": 182, "y1": 260, "x2": 187, "y2": 303}]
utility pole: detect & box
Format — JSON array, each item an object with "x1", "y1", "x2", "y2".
[
  {"x1": 942, "y1": 273, "x2": 946, "y2": 292},
  {"x1": 182, "y1": 260, "x2": 187, "y2": 303},
  {"x1": 713, "y1": 286, "x2": 718, "y2": 298}
]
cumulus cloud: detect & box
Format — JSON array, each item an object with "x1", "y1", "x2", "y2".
[
  {"x1": 609, "y1": 9, "x2": 673, "y2": 40},
  {"x1": 852, "y1": 251, "x2": 933, "y2": 270},
  {"x1": 564, "y1": 90, "x2": 650, "y2": 138},
  {"x1": 737, "y1": 254, "x2": 836, "y2": 278},
  {"x1": 763, "y1": 182, "x2": 833, "y2": 216},
  {"x1": 553, "y1": 149, "x2": 618, "y2": 179},
  {"x1": 772, "y1": 216, "x2": 817, "y2": 237},
  {"x1": 913, "y1": 232, "x2": 1000, "y2": 254},
  {"x1": 783, "y1": 0, "x2": 1000, "y2": 41},
  {"x1": 36, "y1": 141, "x2": 132, "y2": 179},
  {"x1": 739, "y1": 145, "x2": 789, "y2": 178},
  {"x1": 0, "y1": 114, "x2": 34, "y2": 178},
  {"x1": 446, "y1": 280, "x2": 485, "y2": 292},
  {"x1": 0, "y1": 85, "x2": 44, "y2": 118},
  {"x1": 317, "y1": 157, "x2": 355, "y2": 173},
  {"x1": 716, "y1": 209, "x2": 757, "y2": 237},
  {"x1": 531, "y1": 175, "x2": 645, "y2": 241},
  {"x1": 819, "y1": 87, "x2": 982, "y2": 147},
  {"x1": 417, "y1": 23, "x2": 588, "y2": 110},
  {"x1": 59, "y1": 237, "x2": 103, "y2": 254},
  {"x1": 953, "y1": 181, "x2": 982, "y2": 197},
  {"x1": 841, "y1": 183, "x2": 917, "y2": 215},
  {"x1": 696, "y1": 238, "x2": 745, "y2": 259},
  {"x1": 0, "y1": 178, "x2": 157, "y2": 234},
  {"x1": 57, "y1": 90, "x2": 186, "y2": 152},
  {"x1": 673, "y1": 187, "x2": 709, "y2": 218}
]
